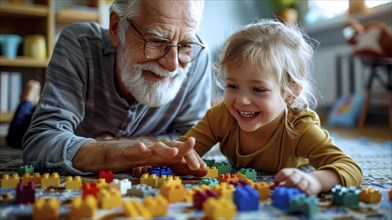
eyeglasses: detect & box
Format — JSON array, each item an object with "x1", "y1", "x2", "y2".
[{"x1": 127, "y1": 19, "x2": 205, "y2": 63}]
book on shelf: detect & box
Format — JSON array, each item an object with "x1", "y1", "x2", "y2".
[
  {"x1": 0, "y1": 72, "x2": 10, "y2": 113},
  {"x1": 0, "y1": 71, "x2": 22, "y2": 114}
]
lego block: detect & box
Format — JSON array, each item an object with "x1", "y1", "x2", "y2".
[
  {"x1": 332, "y1": 185, "x2": 360, "y2": 208},
  {"x1": 183, "y1": 189, "x2": 195, "y2": 202},
  {"x1": 123, "y1": 200, "x2": 152, "y2": 219},
  {"x1": 213, "y1": 161, "x2": 232, "y2": 175},
  {"x1": 203, "y1": 166, "x2": 218, "y2": 178},
  {"x1": 70, "y1": 195, "x2": 97, "y2": 219},
  {"x1": 98, "y1": 178, "x2": 109, "y2": 189},
  {"x1": 32, "y1": 197, "x2": 59, "y2": 220},
  {"x1": 389, "y1": 188, "x2": 392, "y2": 201},
  {"x1": 149, "y1": 166, "x2": 173, "y2": 177},
  {"x1": 160, "y1": 183, "x2": 186, "y2": 203},
  {"x1": 211, "y1": 182, "x2": 235, "y2": 200},
  {"x1": 193, "y1": 189, "x2": 218, "y2": 210},
  {"x1": 237, "y1": 168, "x2": 257, "y2": 181},
  {"x1": 159, "y1": 175, "x2": 181, "y2": 188},
  {"x1": 98, "y1": 188, "x2": 122, "y2": 209},
  {"x1": 98, "y1": 170, "x2": 114, "y2": 183},
  {"x1": 254, "y1": 182, "x2": 271, "y2": 201},
  {"x1": 15, "y1": 182, "x2": 35, "y2": 204},
  {"x1": 234, "y1": 185, "x2": 259, "y2": 211},
  {"x1": 217, "y1": 173, "x2": 239, "y2": 183},
  {"x1": 143, "y1": 195, "x2": 168, "y2": 217},
  {"x1": 22, "y1": 172, "x2": 41, "y2": 186},
  {"x1": 140, "y1": 173, "x2": 159, "y2": 188},
  {"x1": 272, "y1": 186, "x2": 302, "y2": 210},
  {"x1": 203, "y1": 197, "x2": 237, "y2": 219},
  {"x1": 41, "y1": 172, "x2": 60, "y2": 188},
  {"x1": 1, "y1": 173, "x2": 20, "y2": 188},
  {"x1": 359, "y1": 187, "x2": 382, "y2": 203},
  {"x1": 203, "y1": 159, "x2": 215, "y2": 167},
  {"x1": 229, "y1": 179, "x2": 250, "y2": 187},
  {"x1": 17, "y1": 165, "x2": 34, "y2": 177},
  {"x1": 65, "y1": 176, "x2": 82, "y2": 190},
  {"x1": 288, "y1": 194, "x2": 319, "y2": 217},
  {"x1": 82, "y1": 182, "x2": 100, "y2": 198},
  {"x1": 200, "y1": 178, "x2": 219, "y2": 187},
  {"x1": 126, "y1": 184, "x2": 155, "y2": 198},
  {"x1": 110, "y1": 179, "x2": 132, "y2": 195}
]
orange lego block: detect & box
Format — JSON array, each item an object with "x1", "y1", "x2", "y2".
[
  {"x1": 203, "y1": 166, "x2": 218, "y2": 178},
  {"x1": 160, "y1": 183, "x2": 186, "y2": 203},
  {"x1": 32, "y1": 197, "x2": 59, "y2": 220},
  {"x1": 217, "y1": 173, "x2": 239, "y2": 183},
  {"x1": 359, "y1": 187, "x2": 382, "y2": 203},
  {"x1": 1, "y1": 174, "x2": 20, "y2": 188},
  {"x1": 211, "y1": 182, "x2": 235, "y2": 200},
  {"x1": 41, "y1": 172, "x2": 60, "y2": 188},
  {"x1": 140, "y1": 173, "x2": 159, "y2": 188},
  {"x1": 389, "y1": 188, "x2": 392, "y2": 201},
  {"x1": 254, "y1": 182, "x2": 271, "y2": 201},
  {"x1": 65, "y1": 176, "x2": 82, "y2": 190},
  {"x1": 98, "y1": 188, "x2": 122, "y2": 209},
  {"x1": 70, "y1": 195, "x2": 97, "y2": 219},
  {"x1": 123, "y1": 200, "x2": 152, "y2": 219},
  {"x1": 203, "y1": 197, "x2": 237, "y2": 219},
  {"x1": 22, "y1": 172, "x2": 41, "y2": 186},
  {"x1": 143, "y1": 195, "x2": 168, "y2": 217},
  {"x1": 159, "y1": 175, "x2": 181, "y2": 188}
]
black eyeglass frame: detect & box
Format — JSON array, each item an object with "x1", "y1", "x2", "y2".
[{"x1": 127, "y1": 19, "x2": 205, "y2": 63}]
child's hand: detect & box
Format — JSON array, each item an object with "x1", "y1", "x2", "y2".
[{"x1": 274, "y1": 168, "x2": 322, "y2": 195}]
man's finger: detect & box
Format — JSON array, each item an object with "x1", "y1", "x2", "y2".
[{"x1": 150, "y1": 142, "x2": 178, "y2": 158}]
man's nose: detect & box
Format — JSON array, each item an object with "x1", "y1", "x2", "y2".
[{"x1": 157, "y1": 46, "x2": 179, "y2": 72}]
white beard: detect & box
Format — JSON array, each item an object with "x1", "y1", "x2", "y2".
[{"x1": 117, "y1": 44, "x2": 190, "y2": 107}]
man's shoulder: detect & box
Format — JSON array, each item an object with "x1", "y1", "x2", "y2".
[{"x1": 62, "y1": 22, "x2": 107, "y2": 39}]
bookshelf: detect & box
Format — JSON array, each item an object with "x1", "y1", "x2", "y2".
[{"x1": 0, "y1": 0, "x2": 107, "y2": 124}]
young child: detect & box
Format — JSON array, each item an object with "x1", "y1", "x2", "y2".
[
  {"x1": 178, "y1": 19, "x2": 363, "y2": 195},
  {"x1": 6, "y1": 80, "x2": 40, "y2": 148}
]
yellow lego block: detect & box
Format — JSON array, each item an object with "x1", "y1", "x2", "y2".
[
  {"x1": 160, "y1": 183, "x2": 186, "y2": 203},
  {"x1": 1, "y1": 174, "x2": 20, "y2": 188},
  {"x1": 203, "y1": 166, "x2": 218, "y2": 178},
  {"x1": 203, "y1": 197, "x2": 237, "y2": 219},
  {"x1": 98, "y1": 188, "x2": 122, "y2": 209},
  {"x1": 140, "y1": 173, "x2": 159, "y2": 188},
  {"x1": 70, "y1": 195, "x2": 97, "y2": 219},
  {"x1": 183, "y1": 189, "x2": 195, "y2": 203},
  {"x1": 211, "y1": 182, "x2": 235, "y2": 200},
  {"x1": 65, "y1": 176, "x2": 82, "y2": 190},
  {"x1": 41, "y1": 172, "x2": 60, "y2": 188},
  {"x1": 98, "y1": 178, "x2": 109, "y2": 189},
  {"x1": 143, "y1": 195, "x2": 168, "y2": 217},
  {"x1": 32, "y1": 197, "x2": 60, "y2": 220},
  {"x1": 254, "y1": 182, "x2": 271, "y2": 201},
  {"x1": 123, "y1": 200, "x2": 152, "y2": 219},
  {"x1": 22, "y1": 172, "x2": 41, "y2": 186},
  {"x1": 159, "y1": 175, "x2": 182, "y2": 188},
  {"x1": 359, "y1": 187, "x2": 382, "y2": 203}
]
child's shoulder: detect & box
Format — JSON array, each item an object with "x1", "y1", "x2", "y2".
[
  {"x1": 288, "y1": 108, "x2": 321, "y2": 127},
  {"x1": 206, "y1": 101, "x2": 237, "y2": 124}
]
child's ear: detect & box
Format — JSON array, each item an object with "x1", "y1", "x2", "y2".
[{"x1": 285, "y1": 83, "x2": 302, "y2": 105}]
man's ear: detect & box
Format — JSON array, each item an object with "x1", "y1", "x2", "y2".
[{"x1": 109, "y1": 11, "x2": 121, "y2": 47}]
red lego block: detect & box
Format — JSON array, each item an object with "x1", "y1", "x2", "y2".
[
  {"x1": 82, "y1": 182, "x2": 100, "y2": 198},
  {"x1": 98, "y1": 170, "x2": 114, "y2": 183}
]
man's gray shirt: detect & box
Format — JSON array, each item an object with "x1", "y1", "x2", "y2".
[{"x1": 22, "y1": 23, "x2": 212, "y2": 175}]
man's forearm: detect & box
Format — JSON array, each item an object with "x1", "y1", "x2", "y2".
[{"x1": 72, "y1": 140, "x2": 148, "y2": 173}]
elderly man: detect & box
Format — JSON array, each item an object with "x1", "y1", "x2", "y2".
[{"x1": 23, "y1": 0, "x2": 211, "y2": 176}]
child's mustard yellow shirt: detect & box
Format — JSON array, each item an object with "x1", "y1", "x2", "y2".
[{"x1": 179, "y1": 102, "x2": 363, "y2": 187}]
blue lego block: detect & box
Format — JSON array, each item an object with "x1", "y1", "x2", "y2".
[
  {"x1": 234, "y1": 185, "x2": 259, "y2": 211},
  {"x1": 332, "y1": 185, "x2": 360, "y2": 208},
  {"x1": 149, "y1": 167, "x2": 172, "y2": 177},
  {"x1": 272, "y1": 186, "x2": 302, "y2": 210},
  {"x1": 288, "y1": 194, "x2": 319, "y2": 217}
]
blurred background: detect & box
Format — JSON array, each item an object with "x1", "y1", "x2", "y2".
[{"x1": 0, "y1": 0, "x2": 391, "y2": 142}]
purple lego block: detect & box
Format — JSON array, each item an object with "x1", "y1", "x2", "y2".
[
  {"x1": 229, "y1": 179, "x2": 249, "y2": 187},
  {"x1": 193, "y1": 189, "x2": 217, "y2": 210},
  {"x1": 234, "y1": 185, "x2": 259, "y2": 211},
  {"x1": 272, "y1": 186, "x2": 302, "y2": 210},
  {"x1": 15, "y1": 182, "x2": 35, "y2": 204}
]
